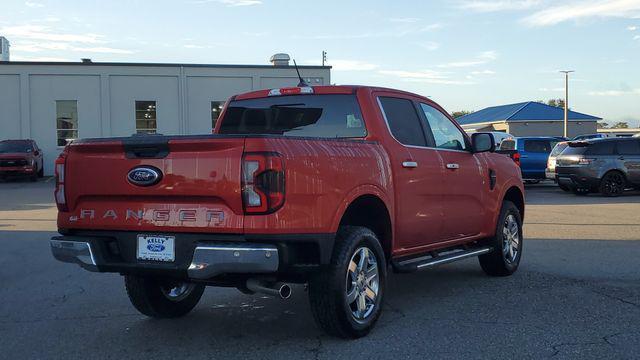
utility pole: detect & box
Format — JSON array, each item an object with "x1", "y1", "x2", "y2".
[
  {"x1": 322, "y1": 51, "x2": 327, "y2": 66},
  {"x1": 559, "y1": 70, "x2": 574, "y2": 138}
]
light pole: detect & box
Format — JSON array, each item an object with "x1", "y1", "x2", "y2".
[{"x1": 559, "y1": 70, "x2": 574, "y2": 138}]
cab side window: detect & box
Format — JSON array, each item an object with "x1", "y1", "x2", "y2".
[
  {"x1": 419, "y1": 103, "x2": 467, "y2": 151},
  {"x1": 378, "y1": 97, "x2": 427, "y2": 147},
  {"x1": 524, "y1": 140, "x2": 552, "y2": 153}
]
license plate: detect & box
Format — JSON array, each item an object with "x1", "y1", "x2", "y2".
[{"x1": 137, "y1": 234, "x2": 175, "y2": 262}]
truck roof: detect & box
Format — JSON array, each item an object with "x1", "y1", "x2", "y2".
[{"x1": 233, "y1": 85, "x2": 430, "y2": 101}]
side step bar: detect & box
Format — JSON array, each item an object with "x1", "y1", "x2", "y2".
[{"x1": 392, "y1": 246, "x2": 493, "y2": 273}]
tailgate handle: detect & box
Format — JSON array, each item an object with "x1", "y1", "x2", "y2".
[
  {"x1": 123, "y1": 138, "x2": 170, "y2": 159},
  {"x1": 127, "y1": 146, "x2": 169, "y2": 159}
]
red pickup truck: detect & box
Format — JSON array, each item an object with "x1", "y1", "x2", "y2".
[
  {"x1": 50, "y1": 85, "x2": 524, "y2": 338},
  {"x1": 0, "y1": 139, "x2": 44, "y2": 181}
]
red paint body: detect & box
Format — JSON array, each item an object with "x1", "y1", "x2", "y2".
[{"x1": 57, "y1": 86, "x2": 523, "y2": 260}]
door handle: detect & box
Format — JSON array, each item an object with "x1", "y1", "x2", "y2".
[
  {"x1": 402, "y1": 161, "x2": 418, "y2": 168},
  {"x1": 618, "y1": 156, "x2": 625, "y2": 160},
  {"x1": 446, "y1": 163, "x2": 459, "y2": 170},
  {"x1": 520, "y1": 155, "x2": 529, "y2": 158}
]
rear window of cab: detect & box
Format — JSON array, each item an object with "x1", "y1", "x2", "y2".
[{"x1": 218, "y1": 94, "x2": 366, "y2": 138}]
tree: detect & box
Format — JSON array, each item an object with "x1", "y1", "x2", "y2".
[
  {"x1": 597, "y1": 122, "x2": 609, "y2": 129},
  {"x1": 547, "y1": 99, "x2": 565, "y2": 108},
  {"x1": 451, "y1": 110, "x2": 472, "y2": 119},
  {"x1": 611, "y1": 122, "x2": 629, "y2": 129},
  {"x1": 537, "y1": 99, "x2": 566, "y2": 108}
]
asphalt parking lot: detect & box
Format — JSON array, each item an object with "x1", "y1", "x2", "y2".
[{"x1": 1, "y1": 179, "x2": 639, "y2": 359}]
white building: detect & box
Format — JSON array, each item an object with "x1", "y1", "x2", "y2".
[
  {"x1": 0, "y1": 56, "x2": 330, "y2": 175},
  {"x1": 0, "y1": 37, "x2": 9, "y2": 61}
]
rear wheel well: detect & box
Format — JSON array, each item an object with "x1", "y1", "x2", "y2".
[
  {"x1": 601, "y1": 169, "x2": 626, "y2": 182},
  {"x1": 503, "y1": 186, "x2": 525, "y2": 220},
  {"x1": 339, "y1": 195, "x2": 392, "y2": 262}
]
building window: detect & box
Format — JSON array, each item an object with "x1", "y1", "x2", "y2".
[
  {"x1": 135, "y1": 101, "x2": 157, "y2": 134},
  {"x1": 211, "y1": 101, "x2": 224, "y2": 130},
  {"x1": 56, "y1": 100, "x2": 78, "y2": 146}
]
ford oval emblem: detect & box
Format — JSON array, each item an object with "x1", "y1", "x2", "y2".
[
  {"x1": 127, "y1": 166, "x2": 162, "y2": 187},
  {"x1": 147, "y1": 243, "x2": 166, "y2": 252}
]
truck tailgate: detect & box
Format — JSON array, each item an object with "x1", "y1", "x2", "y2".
[{"x1": 59, "y1": 136, "x2": 244, "y2": 233}]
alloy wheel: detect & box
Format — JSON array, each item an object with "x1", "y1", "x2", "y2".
[
  {"x1": 603, "y1": 173, "x2": 624, "y2": 196},
  {"x1": 346, "y1": 247, "x2": 379, "y2": 322},
  {"x1": 502, "y1": 214, "x2": 520, "y2": 263}
]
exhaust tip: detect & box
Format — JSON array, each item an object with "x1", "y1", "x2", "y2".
[{"x1": 279, "y1": 284, "x2": 292, "y2": 299}]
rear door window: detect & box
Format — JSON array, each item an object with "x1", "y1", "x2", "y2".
[
  {"x1": 616, "y1": 140, "x2": 640, "y2": 155},
  {"x1": 378, "y1": 97, "x2": 427, "y2": 147},
  {"x1": 524, "y1": 140, "x2": 552, "y2": 153},
  {"x1": 585, "y1": 141, "x2": 615, "y2": 155},
  {"x1": 219, "y1": 94, "x2": 366, "y2": 138}
]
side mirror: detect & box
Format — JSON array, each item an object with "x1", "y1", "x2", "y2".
[
  {"x1": 472, "y1": 133, "x2": 495, "y2": 153},
  {"x1": 33, "y1": 150, "x2": 40, "y2": 156}
]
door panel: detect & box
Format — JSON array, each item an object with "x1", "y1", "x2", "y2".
[
  {"x1": 616, "y1": 139, "x2": 640, "y2": 185},
  {"x1": 418, "y1": 102, "x2": 486, "y2": 240},
  {"x1": 377, "y1": 96, "x2": 445, "y2": 250},
  {"x1": 436, "y1": 150, "x2": 486, "y2": 239},
  {"x1": 389, "y1": 147, "x2": 445, "y2": 249},
  {"x1": 521, "y1": 139, "x2": 552, "y2": 179}
]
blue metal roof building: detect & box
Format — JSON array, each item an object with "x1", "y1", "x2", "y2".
[{"x1": 457, "y1": 101, "x2": 601, "y2": 138}]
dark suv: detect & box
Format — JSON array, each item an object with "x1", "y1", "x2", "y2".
[{"x1": 555, "y1": 138, "x2": 640, "y2": 196}]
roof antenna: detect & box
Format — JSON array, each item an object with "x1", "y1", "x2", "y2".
[{"x1": 293, "y1": 59, "x2": 309, "y2": 87}]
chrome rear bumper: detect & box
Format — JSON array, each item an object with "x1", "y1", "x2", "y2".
[
  {"x1": 50, "y1": 238, "x2": 279, "y2": 279},
  {"x1": 188, "y1": 243, "x2": 279, "y2": 279},
  {"x1": 50, "y1": 240, "x2": 98, "y2": 271}
]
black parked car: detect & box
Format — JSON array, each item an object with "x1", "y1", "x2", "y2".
[{"x1": 555, "y1": 138, "x2": 640, "y2": 196}]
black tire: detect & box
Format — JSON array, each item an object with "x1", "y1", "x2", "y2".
[
  {"x1": 559, "y1": 184, "x2": 571, "y2": 192},
  {"x1": 308, "y1": 226, "x2": 386, "y2": 339},
  {"x1": 479, "y1": 200, "x2": 523, "y2": 277},
  {"x1": 37, "y1": 166, "x2": 44, "y2": 178},
  {"x1": 124, "y1": 275, "x2": 205, "y2": 318},
  {"x1": 599, "y1": 171, "x2": 625, "y2": 197},
  {"x1": 29, "y1": 173, "x2": 38, "y2": 182}
]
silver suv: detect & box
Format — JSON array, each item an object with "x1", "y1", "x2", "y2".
[{"x1": 555, "y1": 138, "x2": 640, "y2": 196}]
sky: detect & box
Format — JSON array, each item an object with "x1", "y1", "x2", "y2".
[{"x1": 1, "y1": 0, "x2": 639, "y2": 126}]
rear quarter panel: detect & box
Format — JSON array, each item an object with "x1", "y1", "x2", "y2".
[{"x1": 243, "y1": 137, "x2": 393, "y2": 234}]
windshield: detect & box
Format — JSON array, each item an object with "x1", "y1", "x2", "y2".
[
  {"x1": 218, "y1": 94, "x2": 366, "y2": 138},
  {"x1": 0, "y1": 141, "x2": 32, "y2": 153}
]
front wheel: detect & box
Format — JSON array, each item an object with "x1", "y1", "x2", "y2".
[
  {"x1": 308, "y1": 226, "x2": 386, "y2": 338},
  {"x1": 479, "y1": 200, "x2": 523, "y2": 276},
  {"x1": 124, "y1": 275, "x2": 205, "y2": 318}
]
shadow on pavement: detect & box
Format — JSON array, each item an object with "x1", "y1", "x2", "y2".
[{"x1": 1, "y1": 230, "x2": 639, "y2": 359}]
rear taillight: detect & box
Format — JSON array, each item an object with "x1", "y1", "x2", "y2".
[
  {"x1": 241, "y1": 152, "x2": 285, "y2": 214},
  {"x1": 54, "y1": 153, "x2": 68, "y2": 212},
  {"x1": 512, "y1": 152, "x2": 521, "y2": 167}
]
